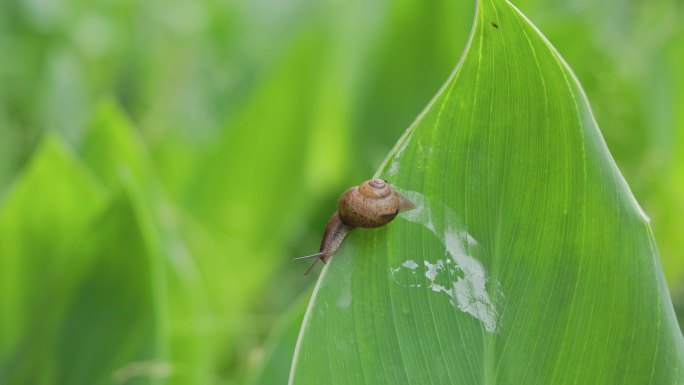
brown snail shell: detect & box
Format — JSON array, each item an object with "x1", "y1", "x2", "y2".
[
  {"x1": 338, "y1": 178, "x2": 402, "y2": 228},
  {"x1": 295, "y1": 178, "x2": 415, "y2": 275}
]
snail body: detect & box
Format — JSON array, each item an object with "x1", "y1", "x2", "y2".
[{"x1": 296, "y1": 178, "x2": 415, "y2": 275}]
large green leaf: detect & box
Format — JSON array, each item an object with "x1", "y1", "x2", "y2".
[{"x1": 290, "y1": 0, "x2": 684, "y2": 384}]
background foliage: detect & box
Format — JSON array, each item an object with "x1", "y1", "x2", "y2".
[{"x1": 0, "y1": 0, "x2": 682, "y2": 384}]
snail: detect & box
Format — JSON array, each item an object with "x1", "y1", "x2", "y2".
[{"x1": 295, "y1": 178, "x2": 415, "y2": 275}]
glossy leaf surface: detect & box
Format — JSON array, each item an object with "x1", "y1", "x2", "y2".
[{"x1": 290, "y1": 1, "x2": 684, "y2": 384}]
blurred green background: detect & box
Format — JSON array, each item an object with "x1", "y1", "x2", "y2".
[{"x1": 0, "y1": 0, "x2": 682, "y2": 384}]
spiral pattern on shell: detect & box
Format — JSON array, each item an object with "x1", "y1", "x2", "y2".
[{"x1": 338, "y1": 179, "x2": 402, "y2": 228}]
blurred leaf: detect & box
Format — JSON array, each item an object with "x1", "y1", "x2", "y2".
[
  {"x1": 179, "y1": 25, "x2": 349, "y2": 328},
  {"x1": 662, "y1": 17, "x2": 684, "y2": 328},
  {"x1": 354, "y1": 0, "x2": 473, "y2": 171},
  {"x1": 0, "y1": 129, "x2": 167, "y2": 385},
  {"x1": 81, "y1": 100, "x2": 215, "y2": 385},
  {"x1": 82, "y1": 99, "x2": 148, "y2": 190},
  {"x1": 246, "y1": 293, "x2": 308, "y2": 385},
  {"x1": 0, "y1": 135, "x2": 105, "y2": 359},
  {"x1": 290, "y1": 1, "x2": 684, "y2": 384},
  {"x1": 187, "y1": 29, "x2": 326, "y2": 244},
  {"x1": 52, "y1": 192, "x2": 164, "y2": 385},
  {"x1": 0, "y1": 187, "x2": 172, "y2": 385}
]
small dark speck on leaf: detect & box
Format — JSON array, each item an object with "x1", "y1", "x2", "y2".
[{"x1": 491, "y1": 22, "x2": 499, "y2": 28}]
